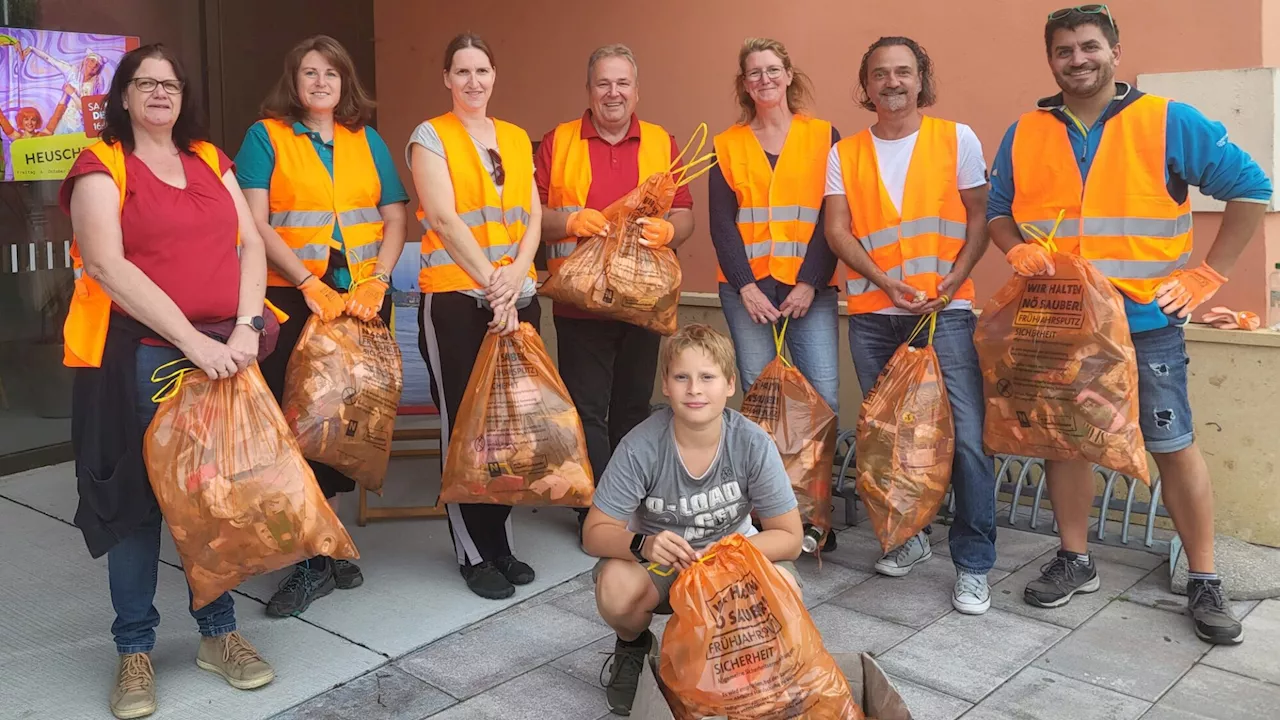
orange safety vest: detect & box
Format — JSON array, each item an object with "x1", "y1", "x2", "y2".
[
  {"x1": 544, "y1": 116, "x2": 671, "y2": 274},
  {"x1": 712, "y1": 115, "x2": 831, "y2": 285},
  {"x1": 261, "y1": 118, "x2": 383, "y2": 287},
  {"x1": 416, "y1": 112, "x2": 536, "y2": 293},
  {"x1": 1010, "y1": 94, "x2": 1192, "y2": 304},
  {"x1": 837, "y1": 116, "x2": 974, "y2": 314},
  {"x1": 63, "y1": 140, "x2": 224, "y2": 368}
]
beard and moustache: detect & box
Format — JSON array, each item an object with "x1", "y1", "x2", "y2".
[
  {"x1": 879, "y1": 88, "x2": 910, "y2": 112},
  {"x1": 1055, "y1": 59, "x2": 1115, "y2": 98}
]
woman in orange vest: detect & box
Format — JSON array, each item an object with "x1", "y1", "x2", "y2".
[
  {"x1": 406, "y1": 33, "x2": 543, "y2": 600},
  {"x1": 709, "y1": 38, "x2": 841, "y2": 414},
  {"x1": 235, "y1": 35, "x2": 409, "y2": 619},
  {"x1": 60, "y1": 44, "x2": 275, "y2": 719}
]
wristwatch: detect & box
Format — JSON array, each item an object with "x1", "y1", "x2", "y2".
[
  {"x1": 235, "y1": 315, "x2": 266, "y2": 334},
  {"x1": 630, "y1": 533, "x2": 648, "y2": 562}
]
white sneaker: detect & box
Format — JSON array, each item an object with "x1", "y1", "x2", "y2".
[
  {"x1": 874, "y1": 531, "x2": 932, "y2": 577},
  {"x1": 953, "y1": 572, "x2": 991, "y2": 615}
]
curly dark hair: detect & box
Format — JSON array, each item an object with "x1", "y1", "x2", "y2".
[
  {"x1": 855, "y1": 36, "x2": 937, "y2": 112},
  {"x1": 101, "y1": 43, "x2": 207, "y2": 152}
]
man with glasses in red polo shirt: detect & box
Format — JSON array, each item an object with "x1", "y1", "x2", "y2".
[
  {"x1": 535, "y1": 44, "x2": 696, "y2": 540},
  {"x1": 988, "y1": 4, "x2": 1272, "y2": 645}
]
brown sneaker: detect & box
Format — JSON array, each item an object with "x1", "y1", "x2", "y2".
[
  {"x1": 196, "y1": 631, "x2": 275, "y2": 690},
  {"x1": 110, "y1": 653, "x2": 157, "y2": 719}
]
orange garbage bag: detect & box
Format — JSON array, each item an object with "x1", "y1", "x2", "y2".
[
  {"x1": 438, "y1": 322, "x2": 594, "y2": 507},
  {"x1": 740, "y1": 321, "x2": 837, "y2": 551},
  {"x1": 281, "y1": 315, "x2": 403, "y2": 494},
  {"x1": 855, "y1": 313, "x2": 954, "y2": 554},
  {"x1": 659, "y1": 534, "x2": 863, "y2": 719},
  {"x1": 144, "y1": 362, "x2": 358, "y2": 611},
  {"x1": 975, "y1": 245, "x2": 1149, "y2": 483}
]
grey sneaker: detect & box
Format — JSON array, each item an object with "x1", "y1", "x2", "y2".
[
  {"x1": 1024, "y1": 550, "x2": 1100, "y2": 608},
  {"x1": 875, "y1": 530, "x2": 933, "y2": 577},
  {"x1": 953, "y1": 572, "x2": 991, "y2": 615},
  {"x1": 1188, "y1": 579, "x2": 1244, "y2": 645}
]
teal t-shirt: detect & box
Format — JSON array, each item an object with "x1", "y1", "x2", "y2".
[{"x1": 234, "y1": 120, "x2": 409, "y2": 289}]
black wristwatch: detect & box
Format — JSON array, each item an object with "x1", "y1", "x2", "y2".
[
  {"x1": 630, "y1": 533, "x2": 648, "y2": 562},
  {"x1": 235, "y1": 315, "x2": 266, "y2": 334}
]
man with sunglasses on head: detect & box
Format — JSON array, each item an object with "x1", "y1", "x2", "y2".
[
  {"x1": 535, "y1": 43, "x2": 696, "y2": 542},
  {"x1": 987, "y1": 5, "x2": 1272, "y2": 645}
]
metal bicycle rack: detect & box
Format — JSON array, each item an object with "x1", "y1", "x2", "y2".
[{"x1": 832, "y1": 429, "x2": 1171, "y2": 555}]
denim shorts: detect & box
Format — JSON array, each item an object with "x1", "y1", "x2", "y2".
[{"x1": 1133, "y1": 325, "x2": 1195, "y2": 454}]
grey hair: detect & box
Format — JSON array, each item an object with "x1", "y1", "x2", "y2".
[{"x1": 586, "y1": 43, "x2": 639, "y2": 86}]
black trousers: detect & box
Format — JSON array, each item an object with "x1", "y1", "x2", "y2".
[
  {"x1": 259, "y1": 267, "x2": 392, "y2": 500},
  {"x1": 419, "y1": 291, "x2": 541, "y2": 567},
  {"x1": 553, "y1": 315, "x2": 660, "y2": 487}
]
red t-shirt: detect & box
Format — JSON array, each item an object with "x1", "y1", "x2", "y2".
[
  {"x1": 535, "y1": 111, "x2": 694, "y2": 320},
  {"x1": 59, "y1": 146, "x2": 241, "y2": 324}
]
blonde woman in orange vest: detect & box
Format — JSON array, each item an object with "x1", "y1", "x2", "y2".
[
  {"x1": 406, "y1": 33, "x2": 543, "y2": 601},
  {"x1": 709, "y1": 37, "x2": 841, "y2": 415},
  {"x1": 533, "y1": 44, "x2": 694, "y2": 541},
  {"x1": 988, "y1": 7, "x2": 1271, "y2": 645},
  {"x1": 236, "y1": 35, "x2": 409, "y2": 618},
  {"x1": 60, "y1": 44, "x2": 275, "y2": 719},
  {"x1": 825, "y1": 37, "x2": 998, "y2": 615}
]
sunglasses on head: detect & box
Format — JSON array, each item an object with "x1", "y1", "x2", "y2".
[
  {"x1": 1049, "y1": 3, "x2": 1115, "y2": 30},
  {"x1": 486, "y1": 147, "x2": 505, "y2": 186}
]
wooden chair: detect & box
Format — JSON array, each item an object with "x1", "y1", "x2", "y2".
[{"x1": 356, "y1": 405, "x2": 450, "y2": 526}]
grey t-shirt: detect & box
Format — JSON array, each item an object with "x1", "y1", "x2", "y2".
[{"x1": 593, "y1": 407, "x2": 798, "y2": 548}]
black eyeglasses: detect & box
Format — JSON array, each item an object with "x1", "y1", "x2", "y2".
[
  {"x1": 486, "y1": 148, "x2": 505, "y2": 186},
  {"x1": 1048, "y1": 4, "x2": 1115, "y2": 30},
  {"x1": 131, "y1": 77, "x2": 184, "y2": 95}
]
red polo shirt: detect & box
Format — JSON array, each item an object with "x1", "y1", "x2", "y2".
[{"x1": 535, "y1": 110, "x2": 693, "y2": 320}]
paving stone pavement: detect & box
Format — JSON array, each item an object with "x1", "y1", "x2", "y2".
[{"x1": 269, "y1": 527, "x2": 1280, "y2": 720}]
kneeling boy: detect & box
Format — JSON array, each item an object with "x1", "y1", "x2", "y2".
[{"x1": 581, "y1": 324, "x2": 805, "y2": 716}]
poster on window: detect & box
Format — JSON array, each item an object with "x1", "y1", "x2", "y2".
[{"x1": 0, "y1": 28, "x2": 139, "y2": 181}]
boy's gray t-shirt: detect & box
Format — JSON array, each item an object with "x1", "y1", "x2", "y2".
[{"x1": 593, "y1": 407, "x2": 798, "y2": 548}]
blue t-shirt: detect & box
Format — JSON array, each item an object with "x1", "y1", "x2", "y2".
[
  {"x1": 234, "y1": 120, "x2": 409, "y2": 289},
  {"x1": 987, "y1": 83, "x2": 1273, "y2": 333}
]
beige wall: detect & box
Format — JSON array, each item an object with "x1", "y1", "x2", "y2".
[{"x1": 374, "y1": 0, "x2": 1277, "y2": 315}]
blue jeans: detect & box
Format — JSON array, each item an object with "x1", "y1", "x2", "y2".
[
  {"x1": 108, "y1": 343, "x2": 237, "y2": 654},
  {"x1": 1132, "y1": 326, "x2": 1196, "y2": 454},
  {"x1": 719, "y1": 279, "x2": 841, "y2": 414},
  {"x1": 848, "y1": 310, "x2": 997, "y2": 575}
]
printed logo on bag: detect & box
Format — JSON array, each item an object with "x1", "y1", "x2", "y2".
[
  {"x1": 703, "y1": 572, "x2": 784, "y2": 680},
  {"x1": 1016, "y1": 410, "x2": 1032, "y2": 428},
  {"x1": 1014, "y1": 280, "x2": 1085, "y2": 338},
  {"x1": 342, "y1": 387, "x2": 358, "y2": 405},
  {"x1": 997, "y1": 379, "x2": 1013, "y2": 398}
]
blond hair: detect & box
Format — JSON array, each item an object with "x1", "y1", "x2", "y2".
[
  {"x1": 734, "y1": 37, "x2": 815, "y2": 124},
  {"x1": 660, "y1": 324, "x2": 737, "y2": 381},
  {"x1": 587, "y1": 43, "x2": 639, "y2": 86}
]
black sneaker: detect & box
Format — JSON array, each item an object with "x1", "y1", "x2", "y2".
[
  {"x1": 332, "y1": 559, "x2": 364, "y2": 589},
  {"x1": 1188, "y1": 579, "x2": 1244, "y2": 645},
  {"x1": 494, "y1": 555, "x2": 535, "y2": 585},
  {"x1": 1023, "y1": 550, "x2": 1100, "y2": 608},
  {"x1": 599, "y1": 630, "x2": 655, "y2": 716},
  {"x1": 460, "y1": 561, "x2": 515, "y2": 600},
  {"x1": 823, "y1": 530, "x2": 838, "y2": 553},
  {"x1": 266, "y1": 561, "x2": 336, "y2": 617}
]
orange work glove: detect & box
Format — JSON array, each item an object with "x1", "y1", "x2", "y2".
[
  {"x1": 637, "y1": 217, "x2": 675, "y2": 248},
  {"x1": 299, "y1": 275, "x2": 345, "y2": 322},
  {"x1": 1005, "y1": 243, "x2": 1055, "y2": 277},
  {"x1": 1156, "y1": 263, "x2": 1227, "y2": 319},
  {"x1": 345, "y1": 277, "x2": 389, "y2": 322},
  {"x1": 1201, "y1": 306, "x2": 1260, "y2": 330},
  {"x1": 565, "y1": 209, "x2": 609, "y2": 238}
]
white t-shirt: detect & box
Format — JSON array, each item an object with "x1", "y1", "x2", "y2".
[{"x1": 825, "y1": 123, "x2": 987, "y2": 315}]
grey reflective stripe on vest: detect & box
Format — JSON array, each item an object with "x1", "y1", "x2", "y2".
[
  {"x1": 772, "y1": 241, "x2": 805, "y2": 259},
  {"x1": 736, "y1": 205, "x2": 820, "y2": 224},
  {"x1": 423, "y1": 205, "x2": 528, "y2": 234},
  {"x1": 504, "y1": 207, "x2": 531, "y2": 226},
  {"x1": 743, "y1": 241, "x2": 771, "y2": 260},
  {"x1": 844, "y1": 257, "x2": 955, "y2": 295},
  {"x1": 1091, "y1": 253, "x2": 1192, "y2": 279},
  {"x1": 270, "y1": 210, "x2": 335, "y2": 228},
  {"x1": 419, "y1": 243, "x2": 518, "y2": 269},
  {"x1": 338, "y1": 207, "x2": 382, "y2": 226},
  {"x1": 346, "y1": 241, "x2": 382, "y2": 263},
  {"x1": 856, "y1": 216, "x2": 966, "y2": 252},
  {"x1": 547, "y1": 241, "x2": 577, "y2": 260},
  {"x1": 293, "y1": 244, "x2": 330, "y2": 261},
  {"x1": 551, "y1": 204, "x2": 583, "y2": 214},
  {"x1": 1017, "y1": 214, "x2": 1193, "y2": 241}
]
